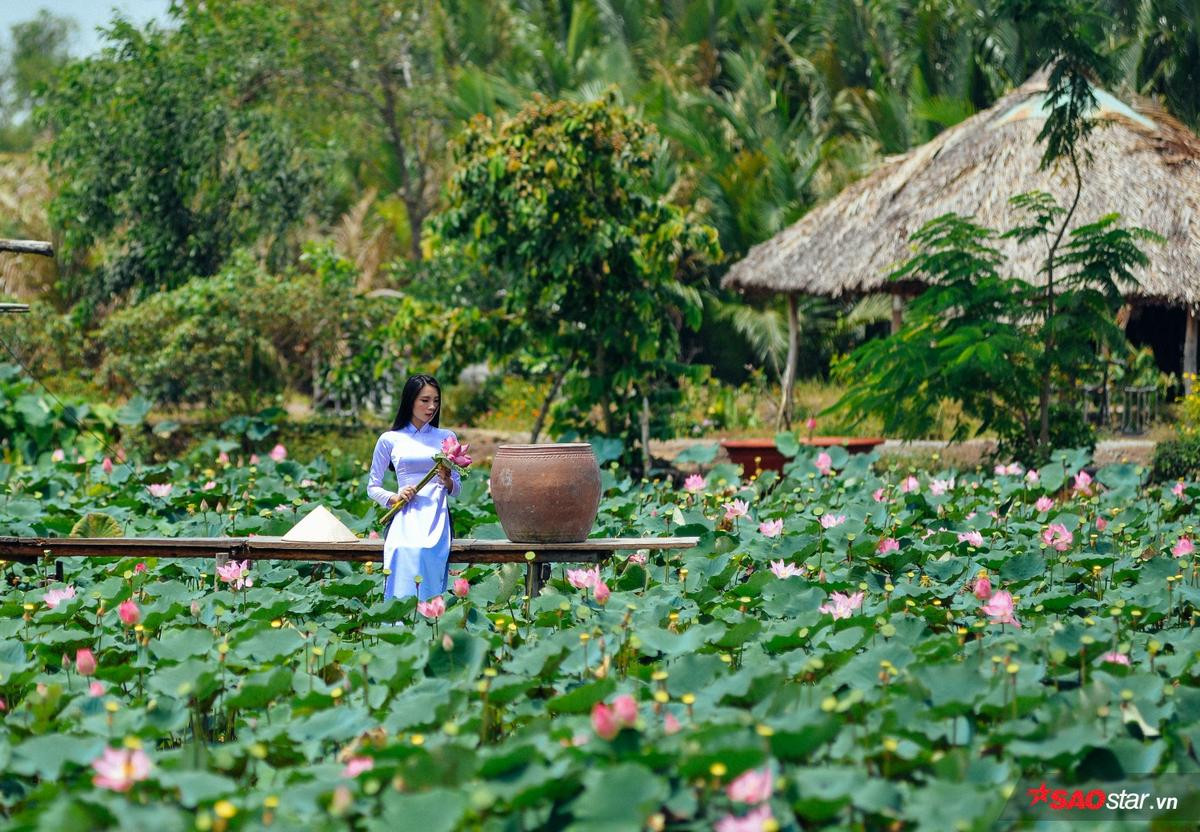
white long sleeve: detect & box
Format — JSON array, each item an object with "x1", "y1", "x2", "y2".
[{"x1": 366, "y1": 432, "x2": 397, "y2": 508}]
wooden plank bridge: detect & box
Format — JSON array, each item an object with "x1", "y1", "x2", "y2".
[{"x1": 0, "y1": 536, "x2": 699, "y2": 596}]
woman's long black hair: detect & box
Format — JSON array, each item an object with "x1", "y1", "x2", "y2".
[{"x1": 391, "y1": 374, "x2": 442, "y2": 431}]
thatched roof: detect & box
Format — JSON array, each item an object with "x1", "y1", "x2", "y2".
[{"x1": 722, "y1": 72, "x2": 1200, "y2": 306}]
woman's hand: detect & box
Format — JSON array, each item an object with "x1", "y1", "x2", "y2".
[
  {"x1": 437, "y1": 464, "x2": 452, "y2": 488},
  {"x1": 391, "y1": 486, "x2": 417, "y2": 507}
]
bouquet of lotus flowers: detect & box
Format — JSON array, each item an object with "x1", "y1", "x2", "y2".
[{"x1": 379, "y1": 436, "x2": 472, "y2": 527}]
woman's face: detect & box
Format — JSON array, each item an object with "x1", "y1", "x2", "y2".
[{"x1": 411, "y1": 384, "x2": 440, "y2": 428}]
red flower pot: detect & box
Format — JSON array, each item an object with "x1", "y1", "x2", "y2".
[{"x1": 720, "y1": 437, "x2": 887, "y2": 474}]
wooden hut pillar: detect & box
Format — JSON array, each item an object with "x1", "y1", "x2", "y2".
[
  {"x1": 891, "y1": 294, "x2": 904, "y2": 334},
  {"x1": 1186, "y1": 307, "x2": 1198, "y2": 397},
  {"x1": 778, "y1": 294, "x2": 800, "y2": 431}
]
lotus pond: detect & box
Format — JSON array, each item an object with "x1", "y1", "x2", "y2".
[{"x1": 2, "y1": 438, "x2": 1199, "y2": 831}]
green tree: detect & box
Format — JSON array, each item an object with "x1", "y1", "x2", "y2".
[
  {"x1": 431, "y1": 94, "x2": 719, "y2": 453},
  {"x1": 835, "y1": 0, "x2": 1159, "y2": 462},
  {"x1": 0, "y1": 10, "x2": 76, "y2": 151},
  {"x1": 38, "y1": 13, "x2": 324, "y2": 309}
]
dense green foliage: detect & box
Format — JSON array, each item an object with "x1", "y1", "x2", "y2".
[
  {"x1": 3, "y1": 0, "x2": 1193, "y2": 416},
  {"x1": 1151, "y1": 436, "x2": 1200, "y2": 484},
  {"x1": 94, "y1": 250, "x2": 387, "y2": 411},
  {"x1": 38, "y1": 15, "x2": 323, "y2": 308},
  {"x1": 432, "y1": 95, "x2": 719, "y2": 450},
  {"x1": 834, "y1": 201, "x2": 1156, "y2": 462}
]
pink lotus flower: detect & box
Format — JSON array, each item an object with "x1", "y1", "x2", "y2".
[
  {"x1": 417, "y1": 596, "x2": 446, "y2": 619},
  {"x1": 769, "y1": 560, "x2": 804, "y2": 579},
  {"x1": 249, "y1": 454, "x2": 260, "y2": 464},
  {"x1": 1026, "y1": 469, "x2": 1040, "y2": 483},
  {"x1": 89, "y1": 681, "x2": 106, "y2": 697},
  {"x1": 877, "y1": 538, "x2": 900, "y2": 554},
  {"x1": 612, "y1": 694, "x2": 638, "y2": 727},
  {"x1": 1035, "y1": 496, "x2": 1054, "y2": 512},
  {"x1": 591, "y1": 702, "x2": 618, "y2": 740},
  {"x1": 342, "y1": 756, "x2": 374, "y2": 778},
  {"x1": 91, "y1": 747, "x2": 151, "y2": 792},
  {"x1": 957, "y1": 531, "x2": 984, "y2": 547},
  {"x1": 663, "y1": 712, "x2": 682, "y2": 734},
  {"x1": 1096, "y1": 517, "x2": 1107, "y2": 531},
  {"x1": 805, "y1": 416, "x2": 817, "y2": 432},
  {"x1": 726, "y1": 766, "x2": 773, "y2": 804},
  {"x1": 715, "y1": 806, "x2": 775, "y2": 832},
  {"x1": 628, "y1": 551, "x2": 647, "y2": 565},
  {"x1": 217, "y1": 451, "x2": 230, "y2": 465},
  {"x1": 201, "y1": 481, "x2": 216, "y2": 491},
  {"x1": 1042, "y1": 524, "x2": 1073, "y2": 552},
  {"x1": 453, "y1": 578, "x2": 470, "y2": 597},
  {"x1": 981, "y1": 590, "x2": 1021, "y2": 628},
  {"x1": 929, "y1": 478, "x2": 953, "y2": 496},
  {"x1": 899, "y1": 475, "x2": 919, "y2": 493},
  {"x1": 217, "y1": 559, "x2": 253, "y2": 590},
  {"x1": 973, "y1": 575, "x2": 992, "y2": 601},
  {"x1": 1101, "y1": 651, "x2": 1131, "y2": 666},
  {"x1": 683, "y1": 474, "x2": 705, "y2": 493},
  {"x1": 819, "y1": 591, "x2": 864, "y2": 620},
  {"x1": 101, "y1": 457, "x2": 114, "y2": 474},
  {"x1": 440, "y1": 436, "x2": 472, "y2": 467},
  {"x1": 43, "y1": 585, "x2": 76, "y2": 609},
  {"x1": 872, "y1": 487, "x2": 887, "y2": 502},
  {"x1": 814, "y1": 451, "x2": 833, "y2": 475},
  {"x1": 134, "y1": 562, "x2": 146, "y2": 573},
  {"x1": 593, "y1": 581, "x2": 611, "y2": 604},
  {"x1": 758, "y1": 519, "x2": 783, "y2": 538},
  {"x1": 566, "y1": 567, "x2": 600, "y2": 590},
  {"x1": 724, "y1": 499, "x2": 749, "y2": 521},
  {"x1": 368, "y1": 530, "x2": 379, "y2": 539},
  {"x1": 1073, "y1": 470, "x2": 1093, "y2": 494},
  {"x1": 269, "y1": 443, "x2": 288, "y2": 462},
  {"x1": 1173, "y1": 481, "x2": 1186, "y2": 497},
  {"x1": 118, "y1": 599, "x2": 140, "y2": 626},
  {"x1": 1173, "y1": 537, "x2": 1194, "y2": 558},
  {"x1": 819, "y1": 513, "x2": 846, "y2": 529},
  {"x1": 146, "y1": 483, "x2": 172, "y2": 498},
  {"x1": 51, "y1": 448, "x2": 65, "y2": 462},
  {"x1": 76, "y1": 648, "x2": 97, "y2": 676}
]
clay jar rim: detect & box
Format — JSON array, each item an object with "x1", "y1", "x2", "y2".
[{"x1": 494, "y1": 443, "x2": 595, "y2": 451}]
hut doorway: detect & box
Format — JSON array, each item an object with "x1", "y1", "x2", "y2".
[{"x1": 1125, "y1": 303, "x2": 1183, "y2": 381}]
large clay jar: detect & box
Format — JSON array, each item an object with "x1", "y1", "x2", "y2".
[{"x1": 490, "y1": 443, "x2": 601, "y2": 542}]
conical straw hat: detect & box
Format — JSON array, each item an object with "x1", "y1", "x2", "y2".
[{"x1": 281, "y1": 505, "x2": 360, "y2": 542}]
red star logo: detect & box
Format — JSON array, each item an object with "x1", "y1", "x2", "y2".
[{"x1": 1028, "y1": 782, "x2": 1050, "y2": 805}]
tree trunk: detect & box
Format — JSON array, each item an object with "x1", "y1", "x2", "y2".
[
  {"x1": 776, "y1": 294, "x2": 800, "y2": 431},
  {"x1": 640, "y1": 394, "x2": 651, "y2": 475},
  {"x1": 1185, "y1": 308, "x2": 1198, "y2": 397},
  {"x1": 1039, "y1": 148, "x2": 1085, "y2": 450},
  {"x1": 530, "y1": 357, "x2": 573, "y2": 443}
]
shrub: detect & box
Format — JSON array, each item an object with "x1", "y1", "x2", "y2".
[
  {"x1": 1151, "y1": 434, "x2": 1200, "y2": 483},
  {"x1": 98, "y1": 248, "x2": 377, "y2": 410}
]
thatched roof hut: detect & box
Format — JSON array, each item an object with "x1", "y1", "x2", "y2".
[
  {"x1": 723, "y1": 72, "x2": 1200, "y2": 302},
  {"x1": 722, "y1": 71, "x2": 1200, "y2": 419}
]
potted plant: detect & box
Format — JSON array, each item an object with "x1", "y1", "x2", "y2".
[{"x1": 721, "y1": 419, "x2": 885, "y2": 475}]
